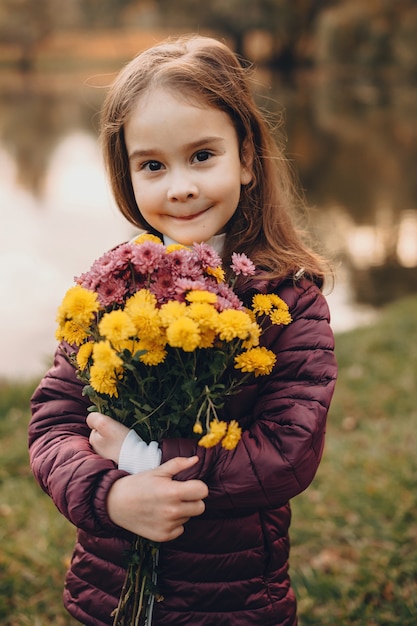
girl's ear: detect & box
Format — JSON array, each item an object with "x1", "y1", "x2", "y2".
[{"x1": 240, "y1": 137, "x2": 254, "y2": 186}]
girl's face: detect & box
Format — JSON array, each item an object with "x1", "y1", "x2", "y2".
[{"x1": 124, "y1": 87, "x2": 252, "y2": 245}]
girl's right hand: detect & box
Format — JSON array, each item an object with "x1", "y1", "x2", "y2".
[
  {"x1": 107, "y1": 455, "x2": 208, "y2": 542},
  {"x1": 87, "y1": 412, "x2": 130, "y2": 464}
]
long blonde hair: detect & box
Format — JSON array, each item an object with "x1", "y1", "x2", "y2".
[{"x1": 100, "y1": 34, "x2": 330, "y2": 286}]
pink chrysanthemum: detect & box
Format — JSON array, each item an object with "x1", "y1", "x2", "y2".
[
  {"x1": 193, "y1": 242, "x2": 222, "y2": 269},
  {"x1": 128, "y1": 270, "x2": 147, "y2": 295},
  {"x1": 112, "y1": 243, "x2": 135, "y2": 270},
  {"x1": 96, "y1": 275, "x2": 129, "y2": 307},
  {"x1": 149, "y1": 271, "x2": 178, "y2": 304},
  {"x1": 174, "y1": 278, "x2": 208, "y2": 300},
  {"x1": 93, "y1": 249, "x2": 120, "y2": 274},
  {"x1": 211, "y1": 282, "x2": 244, "y2": 311},
  {"x1": 76, "y1": 266, "x2": 102, "y2": 291},
  {"x1": 231, "y1": 252, "x2": 256, "y2": 276},
  {"x1": 77, "y1": 249, "x2": 127, "y2": 290},
  {"x1": 215, "y1": 296, "x2": 236, "y2": 312},
  {"x1": 164, "y1": 247, "x2": 200, "y2": 278},
  {"x1": 131, "y1": 241, "x2": 165, "y2": 274}
]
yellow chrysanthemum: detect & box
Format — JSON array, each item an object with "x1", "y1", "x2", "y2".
[
  {"x1": 56, "y1": 320, "x2": 89, "y2": 346},
  {"x1": 55, "y1": 324, "x2": 65, "y2": 342},
  {"x1": 139, "y1": 348, "x2": 167, "y2": 366},
  {"x1": 244, "y1": 306, "x2": 256, "y2": 322},
  {"x1": 267, "y1": 294, "x2": 289, "y2": 310},
  {"x1": 186, "y1": 302, "x2": 219, "y2": 328},
  {"x1": 241, "y1": 321, "x2": 262, "y2": 349},
  {"x1": 216, "y1": 309, "x2": 253, "y2": 342},
  {"x1": 166, "y1": 317, "x2": 201, "y2": 352},
  {"x1": 159, "y1": 301, "x2": 187, "y2": 326},
  {"x1": 76, "y1": 342, "x2": 94, "y2": 370},
  {"x1": 206, "y1": 266, "x2": 225, "y2": 283},
  {"x1": 251, "y1": 293, "x2": 274, "y2": 315},
  {"x1": 184, "y1": 302, "x2": 218, "y2": 349},
  {"x1": 269, "y1": 309, "x2": 292, "y2": 326},
  {"x1": 125, "y1": 301, "x2": 162, "y2": 338},
  {"x1": 92, "y1": 341, "x2": 123, "y2": 371},
  {"x1": 197, "y1": 328, "x2": 216, "y2": 349},
  {"x1": 221, "y1": 420, "x2": 242, "y2": 450},
  {"x1": 114, "y1": 339, "x2": 137, "y2": 355},
  {"x1": 134, "y1": 329, "x2": 167, "y2": 353},
  {"x1": 133, "y1": 233, "x2": 163, "y2": 245},
  {"x1": 234, "y1": 346, "x2": 277, "y2": 377},
  {"x1": 198, "y1": 420, "x2": 228, "y2": 448},
  {"x1": 166, "y1": 243, "x2": 187, "y2": 252},
  {"x1": 125, "y1": 289, "x2": 157, "y2": 310},
  {"x1": 193, "y1": 422, "x2": 203, "y2": 434},
  {"x1": 98, "y1": 310, "x2": 136, "y2": 347},
  {"x1": 57, "y1": 285, "x2": 100, "y2": 326},
  {"x1": 185, "y1": 290, "x2": 217, "y2": 305},
  {"x1": 89, "y1": 364, "x2": 119, "y2": 397}
]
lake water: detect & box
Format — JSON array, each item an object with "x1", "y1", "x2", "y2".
[{"x1": 1, "y1": 67, "x2": 416, "y2": 380}]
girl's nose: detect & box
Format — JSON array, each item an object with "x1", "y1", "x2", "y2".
[{"x1": 167, "y1": 172, "x2": 199, "y2": 202}]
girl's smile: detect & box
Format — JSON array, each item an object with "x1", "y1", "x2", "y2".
[
  {"x1": 124, "y1": 87, "x2": 252, "y2": 245},
  {"x1": 171, "y1": 209, "x2": 209, "y2": 220}
]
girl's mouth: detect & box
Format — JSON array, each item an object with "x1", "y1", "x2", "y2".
[{"x1": 174, "y1": 208, "x2": 209, "y2": 221}]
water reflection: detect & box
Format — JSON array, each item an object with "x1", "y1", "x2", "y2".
[
  {"x1": 1, "y1": 128, "x2": 133, "y2": 380},
  {"x1": 266, "y1": 69, "x2": 417, "y2": 307},
  {"x1": 397, "y1": 211, "x2": 417, "y2": 267},
  {"x1": 1, "y1": 67, "x2": 416, "y2": 379}
]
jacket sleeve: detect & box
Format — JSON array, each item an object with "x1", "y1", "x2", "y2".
[
  {"x1": 28, "y1": 347, "x2": 130, "y2": 538},
  {"x1": 160, "y1": 278, "x2": 338, "y2": 510}
]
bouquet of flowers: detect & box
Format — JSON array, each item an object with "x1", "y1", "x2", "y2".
[{"x1": 55, "y1": 233, "x2": 292, "y2": 626}]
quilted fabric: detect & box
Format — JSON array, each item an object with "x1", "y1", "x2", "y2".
[{"x1": 29, "y1": 276, "x2": 337, "y2": 625}]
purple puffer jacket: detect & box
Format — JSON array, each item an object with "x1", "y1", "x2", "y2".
[{"x1": 29, "y1": 275, "x2": 337, "y2": 626}]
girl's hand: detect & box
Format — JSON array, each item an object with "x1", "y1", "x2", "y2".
[
  {"x1": 107, "y1": 456, "x2": 209, "y2": 542},
  {"x1": 87, "y1": 412, "x2": 130, "y2": 464}
]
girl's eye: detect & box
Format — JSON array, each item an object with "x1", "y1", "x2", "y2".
[
  {"x1": 142, "y1": 161, "x2": 163, "y2": 172},
  {"x1": 193, "y1": 150, "x2": 212, "y2": 163}
]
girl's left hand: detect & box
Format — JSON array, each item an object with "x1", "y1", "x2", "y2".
[{"x1": 86, "y1": 412, "x2": 130, "y2": 464}]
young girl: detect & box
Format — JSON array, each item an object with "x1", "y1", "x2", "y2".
[{"x1": 29, "y1": 34, "x2": 337, "y2": 626}]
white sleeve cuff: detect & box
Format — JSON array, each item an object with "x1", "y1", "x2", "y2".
[{"x1": 118, "y1": 429, "x2": 162, "y2": 474}]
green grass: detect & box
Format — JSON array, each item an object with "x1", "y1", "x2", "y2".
[
  {"x1": 0, "y1": 382, "x2": 78, "y2": 625},
  {"x1": 1, "y1": 296, "x2": 417, "y2": 624},
  {"x1": 291, "y1": 295, "x2": 417, "y2": 625}
]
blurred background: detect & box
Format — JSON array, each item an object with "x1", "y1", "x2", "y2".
[{"x1": 1, "y1": 0, "x2": 417, "y2": 378}]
